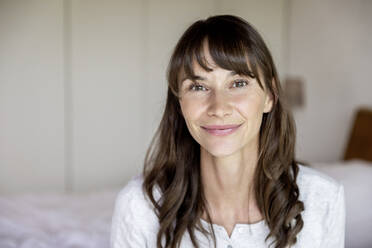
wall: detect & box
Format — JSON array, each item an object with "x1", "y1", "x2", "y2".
[
  {"x1": 0, "y1": 1, "x2": 65, "y2": 193},
  {"x1": 3, "y1": 0, "x2": 370, "y2": 193},
  {"x1": 288, "y1": 0, "x2": 372, "y2": 163}
]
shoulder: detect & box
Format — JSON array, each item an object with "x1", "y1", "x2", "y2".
[
  {"x1": 115, "y1": 174, "x2": 145, "y2": 205},
  {"x1": 114, "y1": 174, "x2": 157, "y2": 217},
  {"x1": 294, "y1": 164, "x2": 345, "y2": 247},
  {"x1": 111, "y1": 175, "x2": 159, "y2": 247},
  {"x1": 112, "y1": 174, "x2": 159, "y2": 231},
  {"x1": 296, "y1": 163, "x2": 344, "y2": 203}
]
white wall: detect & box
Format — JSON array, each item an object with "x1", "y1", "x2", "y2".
[
  {"x1": 3, "y1": 0, "x2": 370, "y2": 193},
  {"x1": 0, "y1": 0, "x2": 65, "y2": 194},
  {"x1": 69, "y1": 0, "x2": 147, "y2": 192},
  {"x1": 288, "y1": 0, "x2": 372, "y2": 163},
  {"x1": 0, "y1": 0, "x2": 290, "y2": 193}
]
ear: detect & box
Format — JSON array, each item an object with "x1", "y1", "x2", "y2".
[{"x1": 263, "y1": 78, "x2": 275, "y2": 113}]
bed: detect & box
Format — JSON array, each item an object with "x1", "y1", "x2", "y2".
[
  {"x1": 309, "y1": 108, "x2": 372, "y2": 248},
  {"x1": 0, "y1": 188, "x2": 120, "y2": 248},
  {"x1": 0, "y1": 108, "x2": 371, "y2": 248},
  {"x1": 310, "y1": 159, "x2": 372, "y2": 248}
]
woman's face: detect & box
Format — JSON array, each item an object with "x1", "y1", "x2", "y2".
[{"x1": 178, "y1": 47, "x2": 273, "y2": 158}]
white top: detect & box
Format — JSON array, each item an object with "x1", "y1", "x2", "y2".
[{"x1": 110, "y1": 164, "x2": 345, "y2": 248}]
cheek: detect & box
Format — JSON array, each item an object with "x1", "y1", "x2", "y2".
[
  {"x1": 179, "y1": 98, "x2": 204, "y2": 122},
  {"x1": 179, "y1": 99, "x2": 205, "y2": 142},
  {"x1": 234, "y1": 94, "x2": 265, "y2": 118}
]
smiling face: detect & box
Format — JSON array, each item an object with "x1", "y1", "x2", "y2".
[{"x1": 178, "y1": 43, "x2": 273, "y2": 158}]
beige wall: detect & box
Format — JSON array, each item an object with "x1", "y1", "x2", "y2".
[
  {"x1": 2, "y1": 0, "x2": 371, "y2": 194},
  {"x1": 3, "y1": 0, "x2": 371, "y2": 194},
  {"x1": 0, "y1": 0, "x2": 65, "y2": 193},
  {"x1": 4, "y1": 0, "x2": 370, "y2": 193},
  {"x1": 288, "y1": 0, "x2": 372, "y2": 163}
]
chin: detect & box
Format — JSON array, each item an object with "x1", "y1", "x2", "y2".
[{"x1": 201, "y1": 144, "x2": 238, "y2": 158}]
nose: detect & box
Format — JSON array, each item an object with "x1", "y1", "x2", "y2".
[{"x1": 207, "y1": 91, "x2": 232, "y2": 118}]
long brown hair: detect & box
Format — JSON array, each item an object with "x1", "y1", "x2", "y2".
[{"x1": 142, "y1": 15, "x2": 304, "y2": 248}]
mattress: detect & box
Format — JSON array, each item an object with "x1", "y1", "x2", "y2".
[
  {"x1": 0, "y1": 188, "x2": 120, "y2": 248},
  {"x1": 311, "y1": 159, "x2": 372, "y2": 248}
]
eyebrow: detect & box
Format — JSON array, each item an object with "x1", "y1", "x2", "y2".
[{"x1": 180, "y1": 71, "x2": 238, "y2": 84}]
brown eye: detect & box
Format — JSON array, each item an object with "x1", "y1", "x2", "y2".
[
  {"x1": 232, "y1": 79, "x2": 249, "y2": 88},
  {"x1": 189, "y1": 83, "x2": 207, "y2": 91}
]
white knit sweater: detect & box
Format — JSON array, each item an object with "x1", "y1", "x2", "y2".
[{"x1": 110, "y1": 164, "x2": 345, "y2": 248}]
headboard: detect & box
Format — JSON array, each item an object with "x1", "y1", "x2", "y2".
[{"x1": 343, "y1": 107, "x2": 372, "y2": 162}]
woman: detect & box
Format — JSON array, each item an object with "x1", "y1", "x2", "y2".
[{"x1": 111, "y1": 15, "x2": 345, "y2": 248}]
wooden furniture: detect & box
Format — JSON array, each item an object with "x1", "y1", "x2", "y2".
[{"x1": 343, "y1": 108, "x2": 372, "y2": 162}]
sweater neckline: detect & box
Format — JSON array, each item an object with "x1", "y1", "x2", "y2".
[{"x1": 199, "y1": 217, "x2": 267, "y2": 234}]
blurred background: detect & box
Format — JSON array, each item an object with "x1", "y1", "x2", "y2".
[{"x1": 0, "y1": 0, "x2": 371, "y2": 248}]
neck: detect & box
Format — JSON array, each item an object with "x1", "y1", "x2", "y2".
[{"x1": 200, "y1": 144, "x2": 259, "y2": 221}]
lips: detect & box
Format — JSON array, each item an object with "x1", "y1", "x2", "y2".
[
  {"x1": 201, "y1": 124, "x2": 242, "y2": 130},
  {"x1": 201, "y1": 123, "x2": 243, "y2": 136}
]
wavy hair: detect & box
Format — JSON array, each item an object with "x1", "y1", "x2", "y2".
[{"x1": 142, "y1": 15, "x2": 304, "y2": 248}]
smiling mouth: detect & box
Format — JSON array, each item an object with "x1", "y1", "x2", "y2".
[
  {"x1": 201, "y1": 123, "x2": 243, "y2": 136},
  {"x1": 201, "y1": 124, "x2": 242, "y2": 130}
]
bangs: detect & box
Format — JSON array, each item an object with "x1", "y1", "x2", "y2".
[{"x1": 179, "y1": 22, "x2": 263, "y2": 89}]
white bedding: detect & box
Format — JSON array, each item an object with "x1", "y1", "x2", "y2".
[
  {"x1": 0, "y1": 188, "x2": 120, "y2": 248},
  {"x1": 0, "y1": 160, "x2": 371, "y2": 248},
  {"x1": 311, "y1": 159, "x2": 372, "y2": 248}
]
